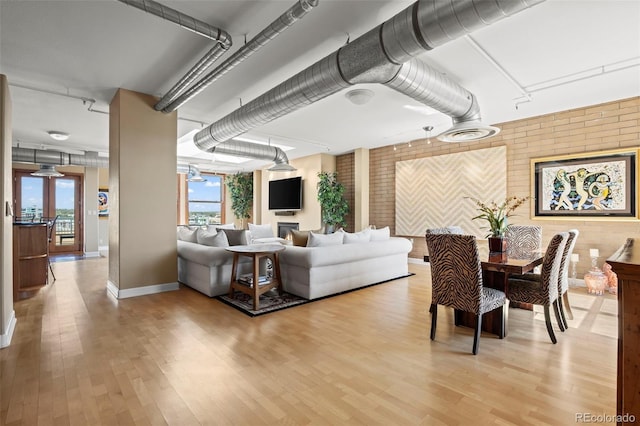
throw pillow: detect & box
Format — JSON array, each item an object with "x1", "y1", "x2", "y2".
[
  {"x1": 248, "y1": 223, "x2": 274, "y2": 239},
  {"x1": 290, "y1": 229, "x2": 310, "y2": 247},
  {"x1": 307, "y1": 231, "x2": 344, "y2": 247},
  {"x1": 369, "y1": 226, "x2": 390, "y2": 241},
  {"x1": 219, "y1": 228, "x2": 249, "y2": 246},
  {"x1": 177, "y1": 226, "x2": 198, "y2": 243},
  {"x1": 340, "y1": 228, "x2": 371, "y2": 244},
  {"x1": 207, "y1": 223, "x2": 235, "y2": 233},
  {"x1": 196, "y1": 228, "x2": 229, "y2": 247}
]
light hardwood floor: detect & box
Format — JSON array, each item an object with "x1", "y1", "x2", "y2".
[{"x1": 1, "y1": 258, "x2": 617, "y2": 425}]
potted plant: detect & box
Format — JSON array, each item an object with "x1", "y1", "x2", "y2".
[
  {"x1": 467, "y1": 195, "x2": 530, "y2": 252},
  {"x1": 226, "y1": 172, "x2": 253, "y2": 229},
  {"x1": 317, "y1": 171, "x2": 349, "y2": 233}
]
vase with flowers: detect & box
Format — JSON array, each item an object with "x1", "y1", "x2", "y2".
[{"x1": 467, "y1": 195, "x2": 530, "y2": 252}]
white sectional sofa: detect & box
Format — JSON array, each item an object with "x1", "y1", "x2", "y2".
[
  {"x1": 177, "y1": 225, "x2": 412, "y2": 300},
  {"x1": 278, "y1": 228, "x2": 412, "y2": 299}
]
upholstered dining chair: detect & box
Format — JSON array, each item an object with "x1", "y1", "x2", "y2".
[
  {"x1": 425, "y1": 226, "x2": 466, "y2": 313},
  {"x1": 557, "y1": 229, "x2": 579, "y2": 329},
  {"x1": 507, "y1": 232, "x2": 568, "y2": 344},
  {"x1": 425, "y1": 233, "x2": 506, "y2": 355},
  {"x1": 505, "y1": 225, "x2": 542, "y2": 259}
]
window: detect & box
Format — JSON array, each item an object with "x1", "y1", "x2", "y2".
[{"x1": 187, "y1": 174, "x2": 223, "y2": 226}]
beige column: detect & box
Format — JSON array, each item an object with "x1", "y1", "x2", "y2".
[
  {"x1": 354, "y1": 148, "x2": 370, "y2": 231},
  {"x1": 1, "y1": 75, "x2": 16, "y2": 347},
  {"x1": 108, "y1": 89, "x2": 178, "y2": 298}
]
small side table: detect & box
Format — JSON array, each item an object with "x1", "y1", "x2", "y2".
[{"x1": 226, "y1": 244, "x2": 286, "y2": 310}]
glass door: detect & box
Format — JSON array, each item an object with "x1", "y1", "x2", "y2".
[
  {"x1": 52, "y1": 177, "x2": 82, "y2": 253},
  {"x1": 14, "y1": 170, "x2": 83, "y2": 254}
]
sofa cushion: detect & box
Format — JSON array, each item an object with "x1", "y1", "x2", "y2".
[
  {"x1": 248, "y1": 223, "x2": 274, "y2": 239},
  {"x1": 177, "y1": 226, "x2": 198, "y2": 242},
  {"x1": 340, "y1": 228, "x2": 371, "y2": 244},
  {"x1": 307, "y1": 231, "x2": 344, "y2": 247},
  {"x1": 369, "y1": 226, "x2": 390, "y2": 241},
  {"x1": 197, "y1": 228, "x2": 229, "y2": 247},
  {"x1": 219, "y1": 228, "x2": 249, "y2": 246}
]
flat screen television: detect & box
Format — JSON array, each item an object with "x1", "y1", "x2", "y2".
[{"x1": 268, "y1": 176, "x2": 303, "y2": 211}]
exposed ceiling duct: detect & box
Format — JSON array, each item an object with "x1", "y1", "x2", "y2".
[
  {"x1": 194, "y1": 0, "x2": 544, "y2": 151},
  {"x1": 13, "y1": 147, "x2": 109, "y2": 169},
  {"x1": 12, "y1": 147, "x2": 206, "y2": 177},
  {"x1": 211, "y1": 140, "x2": 296, "y2": 171},
  {"x1": 116, "y1": 0, "x2": 233, "y2": 111},
  {"x1": 162, "y1": 0, "x2": 319, "y2": 113}
]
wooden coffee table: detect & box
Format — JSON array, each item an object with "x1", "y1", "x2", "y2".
[{"x1": 226, "y1": 244, "x2": 286, "y2": 310}]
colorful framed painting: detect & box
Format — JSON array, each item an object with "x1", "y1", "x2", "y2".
[
  {"x1": 532, "y1": 149, "x2": 638, "y2": 219},
  {"x1": 98, "y1": 189, "x2": 109, "y2": 218}
]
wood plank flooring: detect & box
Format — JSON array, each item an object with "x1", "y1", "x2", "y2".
[{"x1": 1, "y1": 258, "x2": 617, "y2": 425}]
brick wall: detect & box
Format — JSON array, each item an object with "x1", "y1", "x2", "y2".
[
  {"x1": 361, "y1": 96, "x2": 640, "y2": 276},
  {"x1": 336, "y1": 153, "x2": 355, "y2": 232}
]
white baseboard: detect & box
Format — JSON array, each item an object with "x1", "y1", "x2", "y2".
[
  {"x1": 408, "y1": 257, "x2": 426, "y2": 264},
  {"x1": 84, "y1": 251, "x2": 101, "y2": 258},
  {"x1": 107, "y1": 280, "x2": 179, "y2": 299},
  {"x1": 1, "y1": 310, "x2": 17, "y2": 348}
]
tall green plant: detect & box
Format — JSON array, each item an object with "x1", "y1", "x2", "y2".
[
  {"x1": 226, "y1": 173, "x2": 253, "y2": 226},
  {"x1": 317, "y1": 171, "x2": 349, "y2": 231}
]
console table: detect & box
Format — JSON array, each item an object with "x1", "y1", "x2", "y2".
[
  {"x1": 607, "y1": 238, "x2": 640, "y2": 424},
  {"x1": 13, "y1": 222, "x2": 49, "y2": 299},
  {"x1": 226, "y1": 244, "x2": 285, "y2": 310}
]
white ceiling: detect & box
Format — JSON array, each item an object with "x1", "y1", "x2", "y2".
[{"x1": 2, "y1": 0, "x2": 639, "y2": 173}]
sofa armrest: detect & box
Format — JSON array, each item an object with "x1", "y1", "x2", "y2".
[{"x1": 177, "y1": 240, "x2": 234, "y2": 267}]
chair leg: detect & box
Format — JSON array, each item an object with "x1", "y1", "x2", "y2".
[
  {"x1": 562, "y1": 292, "x2": 574, "y2": 320},
  {"x1": 472, "y1": 314, "x2": 482, "y2": 355},
  {"x1": 544, "y1": 305, "x2": 557, "y2": 344},
  {"x1": 553, "y1": 300, "x2": 565, "y2": 332},
  {"x1": 48, "y1": 259, "x2": 56, "y2": 282},
  {"x1": 430, "y1": 304, "x2": 437, "y2": 341},
  {"x1": 557, "y1": 295, "x2": 568, "y2": 330},
  {"x1": 429, "y1": 304, "x2": 434, "y2": 314}
]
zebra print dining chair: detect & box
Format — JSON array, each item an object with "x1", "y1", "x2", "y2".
[
  {"x1": 425, "y1": 233, "x2": 506, "y2": 355},
  {"x1": 507, "y1": 232, "x2": 568, "y2": 344},
  {"x1": 505, "y1": 225, "x2": 542, "y2": 259},
  {"x1": 557, "y1": 229, "x2": 579, "y2": 329}
]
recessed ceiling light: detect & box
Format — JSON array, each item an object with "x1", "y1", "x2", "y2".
[{"x1": 48, "y1": 131, "x2": 69, "y2": 141}]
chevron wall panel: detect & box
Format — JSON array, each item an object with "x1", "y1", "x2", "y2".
[{"x1": 395, "y1": 146, "x2": 506, "y2": 238}]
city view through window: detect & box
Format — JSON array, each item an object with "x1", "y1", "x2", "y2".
[
  {"x1": 188, "y1": 174, "x2": 223, "y2": 225},
  {"x1": 20, "y1": 177, "x2": 76, "y2": 243}
]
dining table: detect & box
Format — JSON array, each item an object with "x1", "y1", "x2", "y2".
[{"x1": 454, "y1": 249, "x2": 545, "y2": 338}]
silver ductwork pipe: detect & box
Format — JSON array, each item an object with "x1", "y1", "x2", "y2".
[
  {"x1": 13, "y1": 147, "x2": 207, "y2": 176},
  {"x1": 194, "y1": 52, "x2": 350, "y2": 151},
  {"x1": 211, "y1": 140, "x2": 296, "y2": 171},
  {"x1": 116, "y1": 0, "x2": 233, "y2": 111},
  {"x1": 163, "y1": 0, "x2": 320, "y2": 113},
  {"x1": 194, "y1": 0, "x2": 544, "y2": 149},
  {"x1": 13, "y1": 147, "x2": 109, "y2": 168}
]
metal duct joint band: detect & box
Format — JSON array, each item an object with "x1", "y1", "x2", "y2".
[{"x1": 338, "y1": 27, "x2": 402, "y2": 84}]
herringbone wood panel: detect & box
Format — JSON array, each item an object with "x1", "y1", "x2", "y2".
[
  {"x1": 1, "y1": 257, "x2": 617, "y2": 425},
  {"x1": 396, "y1": 146, "x2": 506, "y2": 237}
]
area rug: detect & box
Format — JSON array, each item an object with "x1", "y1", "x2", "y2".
[{"x1": 216, "y1": 273, "x2": 414, "y2": 317}]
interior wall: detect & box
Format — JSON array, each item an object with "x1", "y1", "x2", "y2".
[
  {"x1": 367, "y1": 96, "x2": 640, "y2": 276},
  {"x1": 83, "y1": 167, "x2": 99, "y2": 256},
  {"x1": 258, "y1": 153, "x2": 335, "y2": 233},
  {"x1": 1, "y1": 74, "x2": 15, "y2": 348}
]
